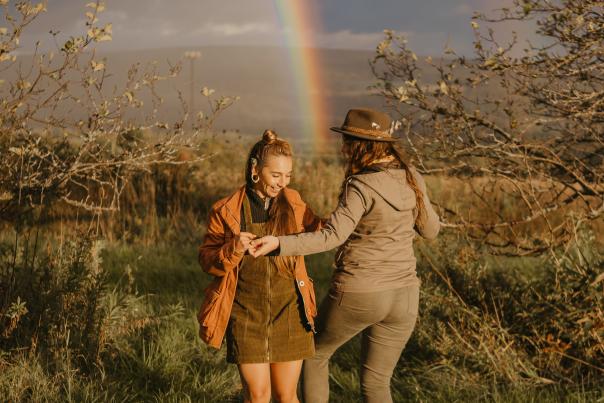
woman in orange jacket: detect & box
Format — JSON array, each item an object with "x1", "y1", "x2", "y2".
[{"x1": 197, "y1": 130, "x2": 322, "y2": 403}]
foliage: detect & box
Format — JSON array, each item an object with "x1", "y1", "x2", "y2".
[
  {"x1": 0, "y1": 1, "x2": 602, "y2": 401},
  {"x1": 0, "y1": 235, "x2": 242, "y2": 402},
  {"x1": 0, "y1": 2, "x2": 242, "y2": 400},
  {"x1": 393, "y1": 228, "x2": 604, "y2": 394},
  {"x1": 2, "y1": 236, "x2": 602, "y2": 402},
  {"x1": 0, "y1": 233, "x2": 102, "y2": 364},
  {"x1": 0, "y1": 0, "x2": 237, "y2": 225},
  {"x1": 372, "y1": 0, "x2": 604, "y2": 256}
]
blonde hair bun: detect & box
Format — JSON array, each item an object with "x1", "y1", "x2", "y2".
[{"x1": 262, "y1": 129, "x2": 278, "y2": 143}]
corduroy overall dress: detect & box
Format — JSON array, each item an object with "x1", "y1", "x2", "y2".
[{"x1": 226, "y1": 195, "x2": 314, "y2": 364}]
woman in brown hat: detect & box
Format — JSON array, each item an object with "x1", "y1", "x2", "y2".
[
  {"x1": 250, "y1": 108, "x2": 441, "y2": 403},
  {"x1": 197, "y1": 130, "x2": 323, "y2": 403}
]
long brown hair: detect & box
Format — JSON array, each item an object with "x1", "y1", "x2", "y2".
[
  {"x1": 246, "y1": 130, "x2": 297, "y2": 274},
  {"x1": 341, "y1": 135, "x2": 427, "y2": 225}
]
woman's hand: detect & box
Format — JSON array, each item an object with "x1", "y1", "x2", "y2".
[
  {"x1": 249, "y1": 236, "x2": 279, "y2": 257},
  {"x1": 235, "y1": 232, "x2": 257, "y2": 253}
]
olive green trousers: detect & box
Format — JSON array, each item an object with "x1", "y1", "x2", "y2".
[{"x1": 302, "y1": 284, "x2": 419, "y2": 403}]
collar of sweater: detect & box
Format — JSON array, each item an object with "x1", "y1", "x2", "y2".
[{"x1": 246, "y1": 186, "x2": 272, "y2": 210}]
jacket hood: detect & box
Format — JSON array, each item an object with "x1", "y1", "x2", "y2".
[{"x1": 352, "y1": 169, "x2": 415, "y2": 212}]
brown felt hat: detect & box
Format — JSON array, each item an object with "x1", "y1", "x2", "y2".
[{"x1": 330, "y1": 108, "x2": 400, "y2": 142}]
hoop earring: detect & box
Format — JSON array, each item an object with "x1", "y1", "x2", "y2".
[{"x1": 251, "y1": 174, "x2": 260, "y2": 183}]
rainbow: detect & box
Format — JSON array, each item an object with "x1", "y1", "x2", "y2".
[{"x1": 271, "y1": 0, "x2": 331, "y2": 154}]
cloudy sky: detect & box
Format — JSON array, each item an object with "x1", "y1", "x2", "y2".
[{"x1": 9, "y1": 0, "x2": 523, "y2": 55}]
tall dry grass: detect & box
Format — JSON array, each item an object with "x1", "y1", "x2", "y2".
[{"x1": 1, "y1": 138, "x2": 602, "y2": 401}]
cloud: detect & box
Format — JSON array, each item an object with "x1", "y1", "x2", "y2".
[
  {"x1": 159, "y1": 26, "x2": 179, "y2": 37},
  {"x1": 9, "y1": 0, "x2": 527, "y2": 54},
  {"x1": 315, "y1": 30, "x2": 386, "y2": 50},
  {"x1": 454, "y1": 3, "x2": 474, "y2": 16},
  {"x1": 203, "y1": 22, "x2": 274, "y2": 37}
]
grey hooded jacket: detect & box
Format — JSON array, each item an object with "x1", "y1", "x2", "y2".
[{"x1": 279, "y1": 167, "x2": 440, "y2": 292}]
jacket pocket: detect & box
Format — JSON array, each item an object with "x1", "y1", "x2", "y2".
[{"x1": 198, "y1": 287, "x2": 222, "y2": 327}]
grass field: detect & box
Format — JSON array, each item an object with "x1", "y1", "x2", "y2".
[
  {"x1": 3, "y1": 236, "x2": 602, "y2": 402},
  {"x1": 1, "y1": 140, "x2": 602, "y2": 402}
]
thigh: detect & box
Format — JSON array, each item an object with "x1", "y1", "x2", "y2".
[
  {"x1": 361, "y1": 286, "x2": 419, "y2": 376},
  {"x1": 239, "y1": 363, "x2": 271, "y2": 396},
  {"x1": 314, "y1": 289, "x2": 377, "y2": 356},
  {"x1": 270, "y1": 360, "x2": 303, "y2": 397}
]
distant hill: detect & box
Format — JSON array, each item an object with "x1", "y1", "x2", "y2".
[
  {"x1": 106, "y1": 46, "x2": 390, "y2": 138},
  {"x1": 101, "y1": 46, "x2": 389, "y2": 139},
  {"x1": 3, "y1": 46, "x2": 458, "y2": 146}
]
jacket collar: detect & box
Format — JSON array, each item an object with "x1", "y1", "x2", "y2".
[
  {"x1": 360, "y1": 161, "x2": 401, "y2": 174},
  {"x1": 217, "y1": 186, "x2": 246, "y2": 235}
]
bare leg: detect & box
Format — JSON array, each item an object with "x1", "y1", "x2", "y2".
[
  {"x1": 270, "y1": 360, "x2": 303, "y2": 403},
  {"x1": 238, "y1": 363, "x2": 271, "y2": 403}
]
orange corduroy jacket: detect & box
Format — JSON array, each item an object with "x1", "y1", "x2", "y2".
[{"x1": 197, "y1": 186, "x2": 322, "y2": 349}]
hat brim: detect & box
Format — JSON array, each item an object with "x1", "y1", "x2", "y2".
[{"x1": 330, "y1": 127, "x2": 399, "y2": 142}]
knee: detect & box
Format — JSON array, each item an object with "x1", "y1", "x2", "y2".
[
  {"x1": 272, "y1": 388, "x2": 298, "y2": 403},
  {"x1": 303, "y1": 355, "x2": 329, "y2": 376},
  {"x1": 310, "y1": 343, "x2": 334, "y2": 361},
  {"x1": 245, "y1": 384, "x2": 271, "y2": 403},
  {"x1": 361, "y1": 368, "x2": 391, "y2": 400}
]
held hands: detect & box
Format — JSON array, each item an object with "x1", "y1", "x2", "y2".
[
  {"x1": 234, "y1": 233, "x2": 280, "y2": 257},
  {"x1": 235, "y1": 232, "x2": 257, "y2": 254},
  {"x1": 249, "y1": 236, "x2": 280, "y2": 257}
]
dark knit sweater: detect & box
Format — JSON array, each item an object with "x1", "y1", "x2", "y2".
[
  {"x1": 240, "y1": 187, "x2": 280, "y2": 256},
  {"x1": 240, "y1": 186, "x2": 273, "y2": 230}
]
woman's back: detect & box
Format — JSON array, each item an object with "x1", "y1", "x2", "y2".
[
  {"x1": 332, "y1": 168, "x2": 431, "y2": 292},
  {"x1": 278, "y1": 165, "x2": 440, "y2": 292},
  {"x1": 248, "y1": 108, "x2": 442, "y2": 403}
]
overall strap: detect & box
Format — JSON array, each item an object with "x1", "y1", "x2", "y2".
[{"x1": 242, "y1": 194, "x2": 254, "y2": 228}]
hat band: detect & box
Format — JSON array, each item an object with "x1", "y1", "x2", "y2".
[{"x1": 340, "y1": 125, "x2": 391, "y2": 138}]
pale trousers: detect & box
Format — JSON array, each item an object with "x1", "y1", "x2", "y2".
[{"x1": 302, "y1": 284, "x2": 419, "y2": 403}]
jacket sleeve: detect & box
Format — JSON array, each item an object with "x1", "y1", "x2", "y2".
[
  {"x1": 198, "y1": 207, "x2": 244, "y2": 277},
  {"x1": 411, "y1": 169, "x2": 440, "y2": 240},
  {"x1": 279, "y1": 180, "x2": 368, "y2": 256}
]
